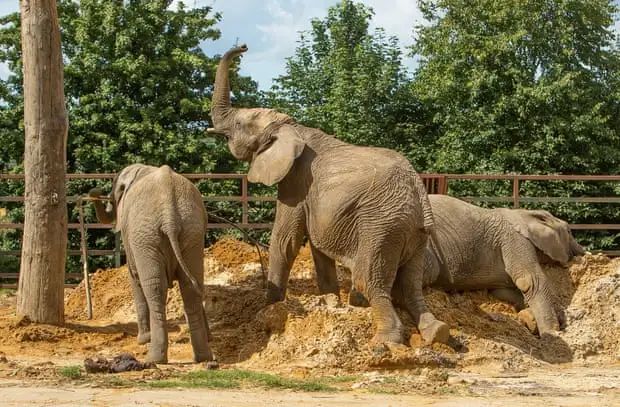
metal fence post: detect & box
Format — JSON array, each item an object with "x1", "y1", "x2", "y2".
[{"x1": 512, "y1": 176, "x2": 520, "y2": 208}]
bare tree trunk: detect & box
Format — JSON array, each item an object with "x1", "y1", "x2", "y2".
[{"x1": 17, "y1": 0, "x2": 68, "y2": 324}]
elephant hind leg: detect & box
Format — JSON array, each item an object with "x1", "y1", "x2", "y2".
[
  {"x1": 178, "y1": 245, "x2": 214, "y2": 363},
  {"x1": 393, "y1": 254, "x2": 450, "y2": 345},
  {"x1": 353, "y1": 250, "x2": 404, "y2": 344},
  {"x1": 135, "y1": 255, "x2": 169, "y2": 364}
]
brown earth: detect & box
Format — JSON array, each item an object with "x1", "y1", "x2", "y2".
[{"x1": 0, "y1": 237, "x2": 618, "y2": 388}]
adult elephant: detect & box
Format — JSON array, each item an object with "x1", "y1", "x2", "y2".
[
  {"x1": 89, "y1": 164, "x2": 213, "y2": 364},
  {"x1": 207, "y1": 45, "x2": 449, "y2": 345},
  {"x1": 403, "y1": 195, "x2": 584, "y2": 335}
]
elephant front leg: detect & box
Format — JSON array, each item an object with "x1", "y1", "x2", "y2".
[
  {"x1": 266, "y1": 203, "x2": 305, "y2": 304},
  {"x1": 502, "y1": 245, "x2": 562, "y2": 335},
  {"x1": 310, "y1": 242, "x2": 339, "y2": 295}
]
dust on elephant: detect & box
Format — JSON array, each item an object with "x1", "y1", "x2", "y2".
[
  {"x1": 418, "y1": 195, "x2": 583, "y2": 335},
  {"x1": 207, "y1": 45, "x2": 449, "y2": 345},
  {"x1": 89, "y1": 164, "x2": 213, "y2": 364}
]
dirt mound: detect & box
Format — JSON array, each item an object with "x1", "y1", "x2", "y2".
[{"x1": 2, "y1": 238, "x2": 619, "y2": 376}]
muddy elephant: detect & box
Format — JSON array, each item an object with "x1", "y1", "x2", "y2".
[
  {"x1": 410, "y1": 195, "x2": 584, "y2": 335},
  {"x1": 89, "y1": 164, "x2": 213, "y2": 364},
  {"x1": 207, "y1": 45, "x2": 448, "y2": 345}
]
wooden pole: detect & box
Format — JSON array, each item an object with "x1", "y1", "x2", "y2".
[{"x1": 17, "y1": 0, "x2": 68, "y2": 323}]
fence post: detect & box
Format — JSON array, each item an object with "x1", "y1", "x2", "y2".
[
  {"x1": 241, "y1": 175, "x2": 249, "y2": 227},
  {"x1": 512, "y1": 177, "x2": 520, "y2": 208},
  {"x1": 114, "y1": 232, "x2": 121, "y2": 268}
]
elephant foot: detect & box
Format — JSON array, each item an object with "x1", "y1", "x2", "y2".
[
  {"x1": 266, "y1": 283, "x2": 286, "y2": 305},
  {"x1": 517, "y1": 308, "x2": 538, "y2": 334},
  {"x1": 193, "y1": 350, "x2": 214, "y2": 364},
  {"x1": 418, "y1": 314, "x2": 450, "y2": 345},
  {"x1": 370, "y1": 329, "x2": 404, "y2": 345},
  {"x1": 146, "y1": 349, "x2": 168, "y2": 364},
  {"x1": 137, "y1": 331, "x2": 151, "y2": 345},
  {"x1": 348, "y1": 289, "x2": 370, "y2": 307}
]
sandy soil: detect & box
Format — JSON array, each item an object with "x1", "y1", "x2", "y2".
[{"x1": 0, "y1": 237, "x2": 618, "y2": 405}]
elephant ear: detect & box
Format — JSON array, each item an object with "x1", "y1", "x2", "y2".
[
  {"x1": 247, "y1": 125, "x2": 305, "y2": 186},
  {"x1": 112, "y1": 164, "x2": 152, "y2": 214},
  {"x1": 497, "y1": 208, "x2": 584, "y2": 265}
]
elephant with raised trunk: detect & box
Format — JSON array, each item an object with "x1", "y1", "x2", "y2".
[
  {"x1": 410, "y1": 195, "x2": 583, "y2": 335},
  {"x1": 89, "y1": 164, "x2": 213, "y2": 364},
  {"x1": 208, "y1": 45, "x2": 449, "y2": 345}
]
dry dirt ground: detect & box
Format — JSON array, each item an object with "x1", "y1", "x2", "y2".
[{"x1": 0, "y1": 238, "x2": 618, "y2": 406}]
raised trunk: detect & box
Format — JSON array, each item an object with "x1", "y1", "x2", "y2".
[
  {"x1": 92, "y1": 199, "x2": 116, "y2": 224},
  {"x1": 17, "y1": 0, "x2": 68, "y2": 324},
  {"x1": 210, "y1": 44, "x2": 247, "y2": 128}
]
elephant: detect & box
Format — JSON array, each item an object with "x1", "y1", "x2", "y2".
[
  {"x1": 89, "y1": 164, "x2": 213, "y2": 364},
  {"x1": 207, "y1": 44, "x2": 449, "y2": 345},
  {"x1": 397, "y1": 194, "x2": 584, "y2": 335}
]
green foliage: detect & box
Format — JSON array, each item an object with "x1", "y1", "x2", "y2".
[
  {"x1": 413, "y1": 0, "x2": 620, "y2": 174},
  {"x1": 412, "y1": 0, "x2": 620, "y2": 249},
  {"x1": 265, "y1": 0, "x2": 431, "y2": 166},
  {"x1": 58, "y1": 365, "x2": 83, "y2": 380},
  {"x1": 147, "y1": 369, "x2": 338, "y2": 392},
  {"x1": 0, "y1": 0, "x2": 263, "y2": 274}
]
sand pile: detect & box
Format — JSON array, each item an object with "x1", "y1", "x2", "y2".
[{"x1": 15, "y1": 238, "x2": 620, "y2": 374}]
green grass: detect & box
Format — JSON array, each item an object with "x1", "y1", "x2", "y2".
[
  {"x1": 147, "y1": 369, "x2": 342, "y2": 392},
  {"x1": 58, "y1": 365, "x2": 82, "y2": 380}
]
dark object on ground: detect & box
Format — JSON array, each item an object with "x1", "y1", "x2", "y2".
[{"x1": 84, "y1": 353, "x2": 156, "y2": 373}]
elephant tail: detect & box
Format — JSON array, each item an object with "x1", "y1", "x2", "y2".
[{"x1": 165, "y1": 226, "x2": 203, "y2": 298}]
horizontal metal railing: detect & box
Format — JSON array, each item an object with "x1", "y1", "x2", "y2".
[{"x1": 1, "y1": 172, "x2": 618, "y2": 286}]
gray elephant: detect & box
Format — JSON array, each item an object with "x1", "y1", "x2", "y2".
[
  {"x1": 207, "y1": 45, "x2": 449, "y2": 345},
  {"x1": 89, "y1": 164, "x2": 213, "y2": 364},
  {"x1": 409, "y1": 195, "x2": 584, "y2": 335}
]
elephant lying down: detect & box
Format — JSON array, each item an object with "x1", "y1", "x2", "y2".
[
  {"x1": 408, "y1": 195, "x2": 584, "y2": 335},
  {"x1": 90, "y1": 164, "x2": 213, "y2": 364},
  {"x1": 353, "y1": 195, "x2": 583, "y2": 337}
]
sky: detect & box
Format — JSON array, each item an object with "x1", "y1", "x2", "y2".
[{"x1": 0, "y1": 0, "x2": 619, "y2": 89}]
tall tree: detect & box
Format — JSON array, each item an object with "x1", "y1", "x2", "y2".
[
  {"x1": 266, "y1": 0, "x2": 427, "y2": 161},
  {"x1": 17, "y1": 0, "x2": 68, "y2": 323},
  {"x1": 412, "y1": 0, "x2": 620, "y2": 174}
]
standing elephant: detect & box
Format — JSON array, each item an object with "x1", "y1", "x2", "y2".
[
  {"x1": 89, "y1": 164, "x2": 213, "y2": 364},
  {"x1": 207, "y1": 45, "x2": 449, "y2": 345},
  {"x1": 413, "y1": 195, "x2": 583, "y2": 334}
]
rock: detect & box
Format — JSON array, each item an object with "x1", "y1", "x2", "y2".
[{"x1": 256, "y1": 302, "x2": 289, "y2": 333}]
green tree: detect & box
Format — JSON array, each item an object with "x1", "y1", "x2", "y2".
[
  {"x1": 0, "y1": 0, "x2": 263, "y2": 276},
  {"x1": 412, "y1": 0, "x2": 620, "y2": 249},
  {"x1": 266, "y1": 0, "x2": 430, "y2": 164},
  {"x1": 413, "y1": 0, "x2": 620, "y2": 174}
]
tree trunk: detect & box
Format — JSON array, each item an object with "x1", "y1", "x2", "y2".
[{"x1": 17, "y1": 0, "x2": 68, "y2": 324}]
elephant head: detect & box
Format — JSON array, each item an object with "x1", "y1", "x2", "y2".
[
  {"x1": 208, "y1": 45, "x2": 305, "y2": 186},
  {"x1": 89, "y1": 164, "x2": 154, "y2": 225},
  {"x1": 495, "y1": 208, "x2": 585, "y2": 265}
]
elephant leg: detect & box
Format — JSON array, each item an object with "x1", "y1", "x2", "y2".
[
  {"x1": 129, "y1": 269, "x2": 151, "y2": 344},
  {"x1": 178, "y1": 245, "x2": 213, "y2": 363},
  {"x1": 490, "y1": 287, "x2": 525, "y2": 310},
  {"x1": 502, "y1": 244, "x2": 561, "y2": 334},
  {"x1": 393, "y1": 253, "x2": 450, "y2": 345},
  {"x1": 136, "y1": 256, "x2": 169, "y2": 364},
  {"x1": 354, "y1": 250, "x2": 404, "y2": 344},
  {"x1": 266, "y1": 203, "x2": 305, "y2": 304},
  {"x1": 309, "y1": 242, "x2": 339, "y2": 295}
]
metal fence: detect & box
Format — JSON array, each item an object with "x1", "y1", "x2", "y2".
[{"x1": 1, "y1": 173, "x2": 618, "y2": 287}]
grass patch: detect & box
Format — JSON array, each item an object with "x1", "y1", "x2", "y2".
[
  {"x1": 0, "y1": 288, "x2": 15, "y2": 297},
  {"x1": 58, "y1": 365, "x2": 82, "y2": 380},
  {"x1": 147, "y1": 369, "x2": 339, "y2": 392}
]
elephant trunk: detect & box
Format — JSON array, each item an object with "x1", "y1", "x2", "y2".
[
  {"x1": 89, "y1": 188, "x2": 116, "y2": 224},
  {"x1": 210, "y1": 44, "x2": 248, "y2": 129}
]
